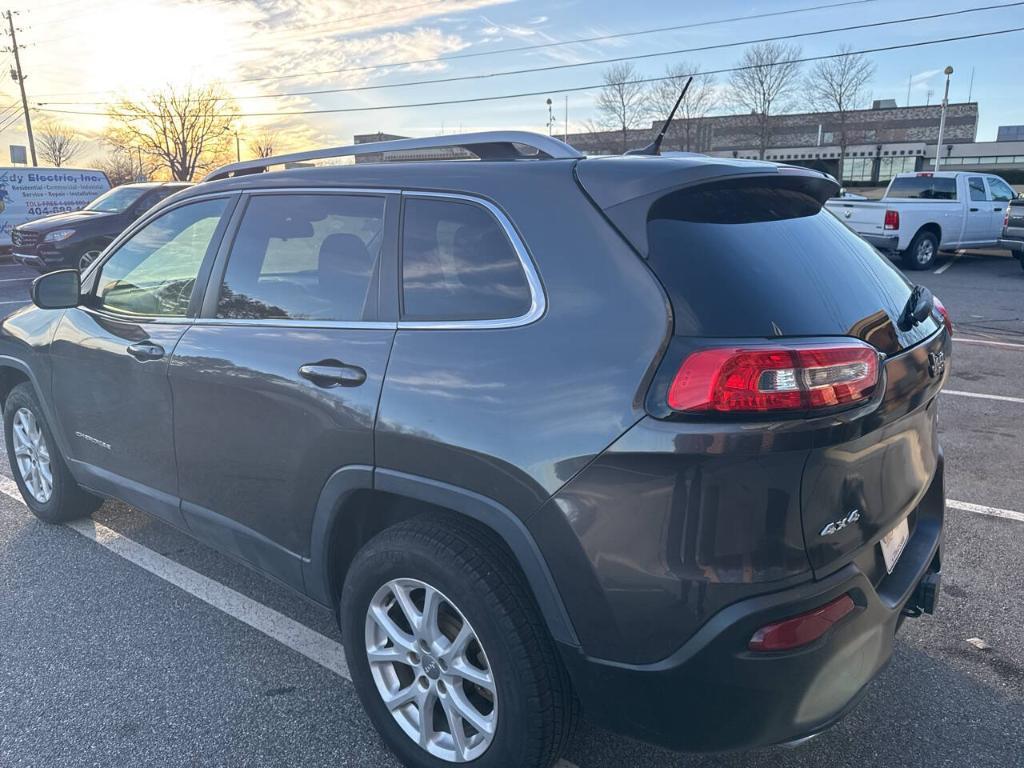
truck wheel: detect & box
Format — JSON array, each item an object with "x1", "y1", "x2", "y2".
[
  {"x1": 3, "y1": 382, "x2": 102, "y2": 523},
  {"x1": 903, "y1": 231, "x2": 938, "y2": 270},
  {"x1": 340, "y1": 516, "x2": 577, "y2": 768}
]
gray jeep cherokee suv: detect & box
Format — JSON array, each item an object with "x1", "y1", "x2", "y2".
[{"x1": 0, "y1": 132, "x2": 948, "y2": 768}]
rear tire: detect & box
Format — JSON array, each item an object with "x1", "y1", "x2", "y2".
[
  {"x1": 340, "y1": 516, "x2": 578, "y2": 768},
  {"x1": 902, "y1": 230, "x2": 939, "y2": 270},
  {"x1": 3, "y1": 382, "x2": 101, "y2": 523}
]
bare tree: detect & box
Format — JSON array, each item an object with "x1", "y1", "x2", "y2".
[
  {"x1": 649, "y1": 62, "x2": 717, "y2": 152},
  {"x1": 728, "y1": 42, "x2": 803, "y2": 159},
  {"x1": 595, "y1": 62, "x2": 650, "y2": 153},
  {"x1": 249, "y1": 128, "x2": 279, "y2": 159},
  {"x1": 806, "y1": 45, "x2": 875, "y2": 172},
  {"x1": 97, "y1": 139, "x2": 161, "y2": 186},
  {"x1": 37, "y1": 120, "x2": 83, "y2": 167},
  {"x1": 106, "y1": 84, "x2": 238, "y2": 181}
]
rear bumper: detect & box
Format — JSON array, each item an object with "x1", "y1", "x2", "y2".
[
  {"x1": 560, "y1": 472, "x2": 944, "y2": 752},
  {"x1": 862, "y1": 233, "x2": 899, "y2": 252}
]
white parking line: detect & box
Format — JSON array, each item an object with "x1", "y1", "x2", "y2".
[
  {"x1": 0, "y1": 277, "x2": 31, "y2": 282},
  {"x1": 955, "y1": 337, "x2": 1024, "y2": 350},
  {"x1": 948, "y1": 500, "x2": 1024, "y2": 523},
  {"x1": 0, "y1": 299, "x2": 26, "y2": 305},
  {"x1": 934, "y1": 253, "x2": 959, "y2": 275},
  {"x1": 0, "y1": 476, "x2": 581, "y2": 768},
  {"x1": 944, "y1": 389, "x2": 1024, "y2": 404}
]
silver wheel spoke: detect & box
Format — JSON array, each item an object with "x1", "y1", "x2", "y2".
[
  {"x1": 440, "y1": 695, "x2": 469, "y2": 760},
  {"x1": 384, "y1": 683, "x2": 418, "y2": 711},
  {"x1": 448, "y1": 684, "x2": 494, "y2": 736},
  {"x1": 416, "y1": 688, "x2": 437, "y2": 749},
  {"x1": 451, "y1": 659, "x2": 494, "y2": 692},
  {"x1": 367, "y1": 645, "x2": 407, "y2": 664},
  {"x1": 369, "y1": 604, "x2": 416, "y2": 653}
]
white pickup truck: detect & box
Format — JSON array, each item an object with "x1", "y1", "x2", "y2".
[{"x1": 825, "y1": 171, "x2": 1019, "y2": 269}]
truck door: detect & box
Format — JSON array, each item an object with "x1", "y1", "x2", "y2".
[{"x1": 963, "y1": 176, "x2": 995, "y2": 245}]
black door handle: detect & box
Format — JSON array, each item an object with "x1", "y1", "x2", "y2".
[
  {"x1": 127, "y1": 341, "x2": 165, "y2": 361},
  {"x1": 994, "y1": 207, "x2": 1003, "y2": 212},
  {"x1": 969, "y1": 207, "x2": 979, "y2": 212},
  {"x1": 298, "y1": 361, "x2": 367, "y2": 388}
]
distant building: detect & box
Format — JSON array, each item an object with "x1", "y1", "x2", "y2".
[
  {"x1": 997, "y1": 125, "x2": 1024, "y2": 142},
  {"x1": 354, "y1": 100, "x2": 1024, "y2": 185}
]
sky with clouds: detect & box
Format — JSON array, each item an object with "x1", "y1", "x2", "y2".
[{"x1": 3, "y1": 0, "x2": 1022, "y2": 165}]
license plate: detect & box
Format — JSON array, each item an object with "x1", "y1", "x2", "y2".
[{"x1": 880, "y1": 517, "x2": 910, "y2": 574}]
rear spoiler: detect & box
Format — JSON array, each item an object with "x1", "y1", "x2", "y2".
[{"x1": 575, "y1": 158, "x2": 838, "y2": 257}]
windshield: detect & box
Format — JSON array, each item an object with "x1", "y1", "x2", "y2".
[{"x1": 84, "y1": 186, "x2": 148, "y2": 213}]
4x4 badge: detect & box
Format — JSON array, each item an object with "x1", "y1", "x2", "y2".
[{"x1": 820, "y1": 509, "x2": 861, "y2": 537}]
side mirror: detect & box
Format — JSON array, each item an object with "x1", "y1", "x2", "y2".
[{"x1": 31, "y1": 269, "x2": 81, "y2": 310}]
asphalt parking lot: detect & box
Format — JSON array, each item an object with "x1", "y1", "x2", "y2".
[{"x1": 0, "y1": 252, "x2": 1022, "y2": 768}]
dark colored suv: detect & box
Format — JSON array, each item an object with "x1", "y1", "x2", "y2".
[
  {"x1": 12, "y1": 182, "x2": 191, "y2": 272},
  {"x1": 0, "y1": 132, "x2": 948, "y2": 768}
]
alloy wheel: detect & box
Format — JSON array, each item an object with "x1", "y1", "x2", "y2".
[
  {"x1": 365, "y1": 578, "x2": 497, "y2": 763},
  {"x1": 79, "y1": 250, "x2": 101, "y2": 271},
  {"x1": 915, "y1": 239, "x2": 935, "y2": 265},
  {"x1": 12, "y1": 407, "x2": 53, "y2": 503}
]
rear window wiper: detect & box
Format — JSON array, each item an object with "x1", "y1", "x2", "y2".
[{"x1": 898, "y1": 285, "x2": 934, "y2": 331}]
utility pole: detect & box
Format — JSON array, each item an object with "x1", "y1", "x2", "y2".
[
  {"x1": 235, "y1": 131, "x2": 241, "y2": 161},
  {"x1": 934, "y1": 66, "x2": 954, "y2": 171},
  {"x1": 563, "y1": 95, "x2": 568, "y2": 143},
  {"x1": 4, "y1": 10, "x2": 36, "y2": 166}
]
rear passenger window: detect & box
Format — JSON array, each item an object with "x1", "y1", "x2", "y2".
[
  {"x1": 401, "y1": 197, "x2": 531, "y2": 322},
  {"x1": 217, "y1": 194, "x2": 384, "y2": 322},
  {"x1": 968, "y1": 177, "x2": 987, "y2": 201}
]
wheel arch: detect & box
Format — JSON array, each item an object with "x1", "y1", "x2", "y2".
[
  {"x1": 303, "y1": 466, "x2": 580, "y2": 649},
  {"x1": 914, "y1": 222, "x2": 942, "y2": 245}
]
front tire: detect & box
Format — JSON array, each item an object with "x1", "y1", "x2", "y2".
[
  {"x1": 341, "y1": 517, "x2": 577, "y2": 768},
  {"x1": 3, "y1": 382, "x2": 101, "y2": 523},
  {"x1": 902, "y1": 230, "x2": 939, "y2": 270}
]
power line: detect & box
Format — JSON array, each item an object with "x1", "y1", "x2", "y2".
[
  {"x1": 0, "y1": 108, "x2": 25, "y2": 133},
  {"x1": 38, "y1": 2, "x2": 1024, "y2": 107},
  {"x1": 32, "y1": 0, "x2": 883, "y2": 97},
  {"x1": 37, "y1": 26, "x2": 1024, "y2": 119}
]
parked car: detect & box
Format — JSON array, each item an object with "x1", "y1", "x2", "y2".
[
  {"x1": 825, "y1": 170, "x2": 1018, "y2": 269},
  {"x1": 0, "y1": 132, "x2": 949, "y2": 768},
  {"x1": 11, "y1": 182, "x2": 190, "y2": 272},
  {"x1": 0, "y1": 166, "x2": 110, "y2": 251},
  {"x1": 999, "y1": 195, "x2": 1024, "y2": 270}
]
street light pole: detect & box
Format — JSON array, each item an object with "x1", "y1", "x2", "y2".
[{"x1": 934, "y1": 66, "x2": 954, "y2": 171}]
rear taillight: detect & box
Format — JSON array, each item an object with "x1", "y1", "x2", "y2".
[
  {"x1": 748, "y1": 594, "x2": 856, "y2": 652},
  {"x1": 883, "y1": 209, "x2": 900, "y2": 230},
  {"x1": 1004, "y1": 209, "x2": 1010, "y2": 228},
  {"x1": 667, "y1": 342, "x2": 880, "y2": 414},
  {"x1": 933, "y1": 296, "x2": 953, "y2": 337}
]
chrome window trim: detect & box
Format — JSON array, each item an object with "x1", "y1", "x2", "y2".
[
  {"x1": 397, "y1": 191, "x2": 546, "y2": 331},
  {"x1": 192, "y1": 318, "x2": 397, "y2": 330}
]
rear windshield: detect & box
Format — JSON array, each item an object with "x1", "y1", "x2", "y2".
[
  {"x1": 646, "y1": 178, "x2": 938, "y2": 350},
  {"x1": 886, "y1": 176, "x2": 957, "y2": 200}
]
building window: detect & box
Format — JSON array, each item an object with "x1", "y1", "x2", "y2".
[
  {"x1": 842, "y1": 157, "x2": 874, "y2": 182},
  {"x1": 878, "y1": 156, "x2": 916, "y2": 181}
]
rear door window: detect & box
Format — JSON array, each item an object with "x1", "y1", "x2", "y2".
[
  {"x1": 968, "y1": 177, "x2": 988, "y2": 201},
  {"x1": 886, "y1": 176, "x2": 957, "y2": 200},
  {"x1": 987, "y1": 177, "x2": 1015, "y2": 202},
  {"x1": 646, "y1": 177, "x2": 936, "y2": 349},
  {"x1": 400, "y1": 196, "x2": 531, "y2": 322},
  {"x1": 217, "y1": 194, "x2": 384, "y2": 322}
]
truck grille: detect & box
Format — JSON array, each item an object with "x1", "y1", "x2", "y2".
[{"x1": 11, "y1": 230, "x2": 39, "y2": 248}]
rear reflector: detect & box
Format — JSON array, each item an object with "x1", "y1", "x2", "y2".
[
  {"x1": 748, "y1": 594, "x2": 856, "y2": 652},
  {"x1": 933, "y1": 296, "x2": 953, "y2": 337},
  {"x1": 667, "y1": 342, "x2": 880, "y2": 413},
  {"x1": 884, "y1": 209, "x2": 900, "y2": 230}
]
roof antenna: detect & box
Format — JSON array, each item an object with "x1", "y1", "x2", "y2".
[{"x1": 626, "y1": 76, "x2": 693, "y2": 156}]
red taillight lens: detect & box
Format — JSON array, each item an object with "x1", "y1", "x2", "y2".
[
  {"x1": 883, "y1": 209, "x2": 900, "y2": 230},
  {"x1": 667, "y1": 342, "x2": 880, "y2": 413},
  {"x1": 933, "y1": 296, "x2": 953, "y2": 337},
  {"x1": 748, "y1": 594, "x2": 856, "y2": 652}
]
